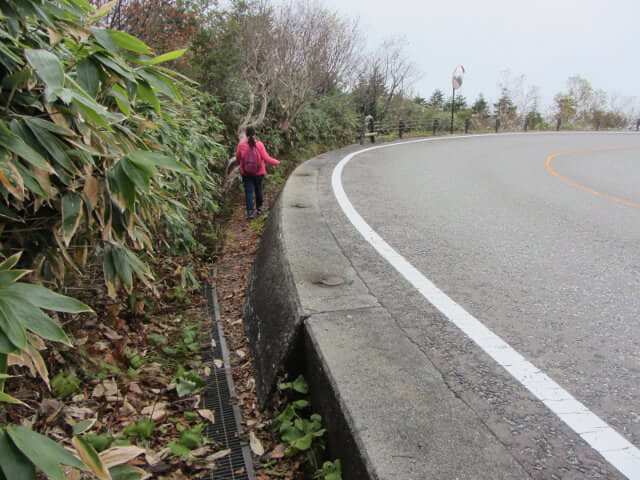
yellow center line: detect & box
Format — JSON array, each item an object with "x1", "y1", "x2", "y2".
[{"x1": 545, "y1": 146, "x2": 640, "y2": 209}]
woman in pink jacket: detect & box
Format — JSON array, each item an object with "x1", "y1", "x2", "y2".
[{"x1": 236, "y1": 125, "x2": 280, "y2": 219}]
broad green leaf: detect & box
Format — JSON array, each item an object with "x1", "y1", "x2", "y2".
[
  {"x1": 110, "y1": 246, "x2": 132, "y2": 290},
  {"x1": 120, "y1": 159, "x2": 150, "y2": 191},
  {"x1": 0, "y1": 330, "x2": 19, "y2": 355},
  {"x1": 103, "y1": 248, "x2": 117, "y2": 298},
  {"x1": 107, "y1": 30, "x2": 151, "y2": 54},
  {"x1": 5, "y1": 283, "x2": 91, "y2": 313},
  {"x1": 0, "y1": 429, "x2": 36, "y2": 479},
  {"x1": 150, "y1": 49, "x2": 186, "y2": 65},
  {"x1": 135, "y1": 82, "x2": 160, "y2": 113},
  {"x1": 0, "y1": 391, "x2": 28, "y2": 406},
  {"x1": 92, "y1": 53, "x2": 135, "y2": 82},
  {"x1": 130, "y1": 150, "x2": 190, "y2": 173},
  {"x1": 24, "y1": 49, "x2": 64, "y2": 102},
  {"x1": 0, "y1": 294, "x2": 71, "y2": 345},
  {"x1": 0, "y1": 300, "x2": 27, "y2": 350},
  {"x1": 110, "y1": 84, "x2": 131, "y2": 116},
  {"x1": 137, "y1": 69, "x2": 180, "y2": 103},
  {"x1": 72, "y1": 436, "x2": 111, "y2": 480},
  {"x1": 62, "y1": 191, "x2": 83, "y2": 245},
  {"x1": 72, "y1": 419, "x2": 97, "y2": 435},
  {"x1": 6, "y1": 426, "x2": 85, "y2": 480},
  {"x1": 90, "y1": 28, "x2": 120, "y2": 55},
  {"x1": 109, "y1": 464, "x2": 146, "y2": 480},
  {"x1": 0, "y1": 126, "x2": 54, "y2": 173},
  {"x1": 107, "y1": 165, "x2": 135, "y2": 211},
  {"x1": 25, "y1": 121, "x2": 78, "y2": 175},
  {"x1": 76, "y1": 57, "x2": 101, "y2": 98},
  {"x1": 291, "y1": 432, "x2": 313, "y2": 451},
  {"x1": 0, "y1": 252, "x2": 22, "y2": 271},
  {"x1": 24, "y1": 117, "x2": 75, "y2": 137},
  {"x1": 69, "y1": 90, "x2": 111, "y2": 130}
]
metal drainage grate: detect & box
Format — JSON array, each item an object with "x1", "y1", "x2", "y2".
[{"x1": 202, "y1": 278, "x2": 254, "y2": 480}]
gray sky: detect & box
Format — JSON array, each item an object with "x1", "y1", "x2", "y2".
[{"x1": 322, "y1": 0, "x2": 639, "y2": 113}]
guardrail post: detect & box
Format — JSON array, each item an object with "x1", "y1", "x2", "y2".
[
  {"x1": 495, "y1": 118, "x2": 500, "y2": 133},
  {"x1": 524, "y1": 118, "x2": 529, "y2": 132},
  {"x1": 465, "y1": 117, "x2": 470, "y2": 134},
  {"x1": 361, "y1": 114, "x2": 374, "y2": 145},
  {"x1": 595, "y1": 119, "x2": 600, "y2": 131},
  {"x1": 636, "y1": 119, "x2": 639, "y2": 131},
  {"x1": 432, "y1": 118, "x2": 439, "y2": 135},
  {"x1": 556, "y1": 118, "x2": 561, "y2": 131},
  {"x1": 398, "y1": 118, "x2": 405, "y2": 139}
]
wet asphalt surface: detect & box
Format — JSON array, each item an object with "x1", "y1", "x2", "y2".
[{"x1": 327, "y1": 132, "x2": 640, "y2": 479}]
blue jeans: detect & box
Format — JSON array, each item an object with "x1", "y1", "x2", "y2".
[{"x1": 242, "y1": 175, "x2": 264, "y2": 214}]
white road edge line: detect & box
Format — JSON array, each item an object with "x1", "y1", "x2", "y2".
[{"x1": 331, "y1": 135, "x2": 640, "y2": 480}]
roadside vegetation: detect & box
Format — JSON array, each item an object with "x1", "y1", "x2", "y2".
[{"x1": 0, "y1": 1, "x2": 637, "y2": 479}]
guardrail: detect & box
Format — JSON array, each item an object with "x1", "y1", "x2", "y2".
[{"x1": 359, "y1": 116, "x2": 640, "y2": 145}]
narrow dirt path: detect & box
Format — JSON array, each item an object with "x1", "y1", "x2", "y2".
[{"x1": 215, "y1": 186, "x2": 305, "y2": 480}]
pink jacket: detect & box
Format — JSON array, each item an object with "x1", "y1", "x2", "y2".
[{"x1": 236, "y1": 139, "x2": 279, "y2": 176}]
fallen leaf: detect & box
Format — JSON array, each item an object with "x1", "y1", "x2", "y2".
[
  {"x1": 270, "y1": 443, "x2": 286, "y2": 459},
  {"x1": 206, "y1": 448, "x2": 231, "y2": 462},
  {"x1": 141, "y1": 401, "x2": 169, "y2": 420},
  {"x1": 100, "y1": 445, "x2": 146, "y2": 469},
  {"x1": 214, "y1": 359, "x2": 223, "y2": 368},
  {"x1": 249, "y1": 431, "x2": 264, "y2": 456},
  {"x1": 197, "y1": 409, "x2": 215, "y2": 423}
]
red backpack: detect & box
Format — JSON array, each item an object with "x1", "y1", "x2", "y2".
[{"x1": 243, "y1": 145, "x2": 260, "y2": 176}]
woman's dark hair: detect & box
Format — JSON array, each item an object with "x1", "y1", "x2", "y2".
[{"x1": 246, "y1": 125, "x2": 256, "y2": 148}]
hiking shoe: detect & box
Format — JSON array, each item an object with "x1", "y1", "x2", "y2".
[
  {"x1": 247, "y1": 211, "x2": 255, "y2": 219},
  {"x1": 257, "y1": 207, "x2": 263, "y2": 215}
]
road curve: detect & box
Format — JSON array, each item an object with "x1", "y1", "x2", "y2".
[{"x1": 244, "y1": 132, "x2": 640, "y2": 479}]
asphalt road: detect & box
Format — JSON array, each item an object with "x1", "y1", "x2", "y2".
[{"x1": 336, "y1": 132, "x2": 640, "y2": 478}]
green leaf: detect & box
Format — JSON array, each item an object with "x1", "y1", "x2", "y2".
[
  {"x1": 292, "y1": 375, "x2": 309, "y2": 394},
  {"x1": 72, "y1": 419, "x2": 96, "y2": 435},
  {"x1": 0, "y1": 329, "x2": 19, "y2": 355},
  {"x1": 6, "y1": 426, "x2": 85, "y2": 480},
  {"x1": 76, "y1": 57, "x2": 101, "y2": 98},
  {"x1": 90, "y1": 28, "x2": 120, "y2": 54},
  {"x1": 72, "y1": 436, "x2": 110, "y2": 480},
  {"x1": 0, "y1": 253, "x2": 22, "y2": 271},
  {"x1": 129, "y1": 150, "x2": 190, "y2": 173},
  {"x1": 135, "y1": 82, "x2": 160, "y2": 113},
  {"x1": 0, "y1": 300, "x2": 27, "y2": 350},
  {"x1": 120, "y1": 158, "x2": 150, "y2": 191},
  {"x1": 24, "y1": 49, "x2": 64, "y2": 101},
  {"x1": 24, "y1": 119, "x2": 78, "y2": 175},
  {"x1": 109, "y1": 464, "x2": 146, "y2": 480},
  {"x1": 107, "y1": 164, "x2": 136, "y2": 211},
  {"x1": 291, "y1": 432, "x2": 313, "y2": 451},
  {"x1": 111, "y1": 246, "x2": 133, "y2": 290},
  {"x1": 0, "y1": 429, "x2": 36, "y2": 480},
  {"x1": 0, "y1": 294, "x2": 71, "y2": 345},
  {"x1": 0, "y1": 124, "x2": 54, "y2": 173},
  {"x1": 110, "y1": 84, "x2": 131, "y2": 116},
  {"x1": 107, "y1": 30, "x2": 152, "y2": 54},
  {"x1": 137, "y1": 69, "x2": 180, "y2": 103},
  {"x1": 0, "y1": 270, "x2": 28, "y2": 289},
  {"x1": 150, "y1": 49, "x2": 186, "y2": 65},
  {"x1": 5, "y1": 283, "x2": 91, "y2": 313},
  {"x1": 62, "y1": 191, "x2": 83, "y2": 245}
]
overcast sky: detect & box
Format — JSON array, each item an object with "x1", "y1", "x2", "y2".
[{"x1": 321, "y1": 0, "x2": 639, "y2": 113}]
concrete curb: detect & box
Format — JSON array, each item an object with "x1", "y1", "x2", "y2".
[{"x1": 243, "y1": 144, "x2": 529, "y2": 479}]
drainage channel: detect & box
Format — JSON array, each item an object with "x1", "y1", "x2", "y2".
[{"x1": 203, "y1": 274, "x2": 255, "y2": 480}]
